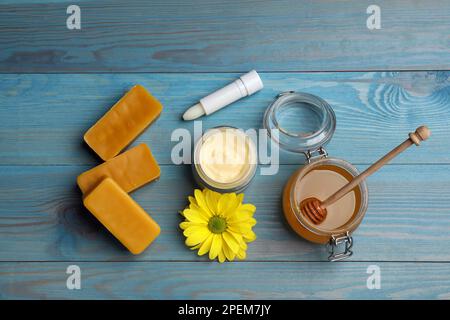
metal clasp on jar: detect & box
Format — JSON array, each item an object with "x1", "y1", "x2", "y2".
[
  {"x1": 327, "y1": 231, "x2": 353, "y2": 261},
  {"x1": 304, "y1": 147, "x2": 328, "y2": 164}
]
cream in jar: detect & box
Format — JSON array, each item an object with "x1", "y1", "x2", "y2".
[{"x1": 193, "y1": 126, "x2": 257, "y2": 192}]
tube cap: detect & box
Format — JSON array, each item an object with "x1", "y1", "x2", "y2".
[{"x1": 240, "y1": 70, "x2": 264, "y2": 95}]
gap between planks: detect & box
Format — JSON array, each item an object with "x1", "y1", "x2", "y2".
[
  {"x1": 0, "y1": 163, "x2": 448, "y2": 167},
  {"x1": 1, "y1": 260, "x2": 450, "y2": 263},
  {"x1": 1, "y1": 69, "x2": 450, "y2": 75}
]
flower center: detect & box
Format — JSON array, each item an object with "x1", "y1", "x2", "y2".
[{"x1": 208, "y1": 216, "x2": 227, "y2": 234}]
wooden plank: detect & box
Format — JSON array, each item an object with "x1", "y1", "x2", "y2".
[
  {"x1": 1, "y1": 261, "x2": 450, "y2": 299},
  {"x1": 1, "y1": 164, "x2": 449, "y2": 262},
  {"x1": 0, "y1": 72, "x2": 448, "y2": 165},
  {"x1": 0, "y1": 1, "x2": 449, "y2": 72}
]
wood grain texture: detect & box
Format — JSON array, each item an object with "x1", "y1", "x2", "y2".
[
  {"x1": 1, "y1": 164, "x2": 449, "y2": 262},
  {"x1": 1, "y1": 0, "x2": 450, "y2": 72},
  {"x1": 0, "y1": 72, "x2": 448, "y2": 165},
  {"x1": 1, "y1": 0, "x2": 449, "y2": 299},
  {"x1": 1, "y1": 261, "x2": 450, "y2": 299}
]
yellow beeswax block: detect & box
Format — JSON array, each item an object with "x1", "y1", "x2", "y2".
[
  {"x1": 77, "y1": 143, "x2": 160, "y2": 195},
  {"x1": 84, "y1": 85, "x2": 163, "y2": 160},
  {"x1": 83, "y1": 178, "x2": 160, "y2": 255}
]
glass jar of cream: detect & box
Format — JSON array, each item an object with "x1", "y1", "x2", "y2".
[
  {"x1": 264, "y1": 91, "x2": 369, "y2": 261},
  {"x1": 192, "y1": 126, "x2": 257, "y2": 193}
]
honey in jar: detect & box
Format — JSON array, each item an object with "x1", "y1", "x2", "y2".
[{"x1": 264, "y1": 91, "x2": 368, "y2": 261}]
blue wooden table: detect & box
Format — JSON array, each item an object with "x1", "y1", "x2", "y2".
[{"x1": 1, "y1": 0, "x2": 450, "y2": 299}]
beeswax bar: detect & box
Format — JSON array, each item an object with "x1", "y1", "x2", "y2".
[
  {"x1": 77, "y1": 143, "x2": 160, "y2": 194},
  {"x1": 83, "y1": 178, "x2": 160, "y2": 254},
  {"x1": 84, "y1": 85, "x2": 163, "y2": 160}
]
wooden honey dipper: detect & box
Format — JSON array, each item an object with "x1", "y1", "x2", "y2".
[{"x1": 300, "y1": 126, "x2": 431, "y2": 225}]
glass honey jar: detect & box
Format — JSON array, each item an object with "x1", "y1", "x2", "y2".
[{"x1": 263, "y1": 91, "x2": 369, "y2": 261}]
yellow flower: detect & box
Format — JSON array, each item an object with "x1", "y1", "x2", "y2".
[{"x1": 180, "y1": 189, "x2": 257, "y2": 263}]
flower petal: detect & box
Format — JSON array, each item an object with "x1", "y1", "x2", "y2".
[
  {"x1": 180, "y1": 221, "x2": 207, "y2": 231},
  {"x1": 185, "y1": 228, "x2": 210, "y2": 246},
  {"x1": 198, "y1": 234, "x2": 214, "y2": 256},
  {"x1": 188, "y1": 196, "x2": 197, "y2": 206},
  {"x1": 230, "y1": 218, "x2": 256, "y2": 227},
  {"x1": 236, "y1": 249, "x2": 247, "y2": 260},
  {"x1": 222, "y1": 231, "x2": 240, "y2": 253},
  {"x1": 222, "y1": 241, "x2": 236, "y2": 261},
  {"x1": 239, "y1": 238, "x2": 248, "y2": 251},
  {"x1": 205, "y1": 189, "x2": 220, "y2": 213},
  {"x1": 217, "y1": 193, "x2": 234, "y2": 215},
  {"x1": 195, "y1": 189, "x2": 211, "y2": 214},
  {"x1": 221, "y1": 194, "x2": 242, "y2": 217},
  {"x1": 209, "y1": 234, "x2": 222, "y2": 260},
  {"x1": 234, "y1": 222, "x2": 254, "y2": 232},
  {"x1": 218, "y1": 250, "x2": 226, "y2": 263},
  {"x1": 243, "y1": 230, "x2": 257, "y2": 242},
  {"x1": 247, "y1": 218, "x2": 257, "y2": 226},
  {"x1": 226, "y1": 228, "x2": 244, "y2": 243},
  {"x1": 190, "y1": 203, "x2": 212, "y2": 219},
  {"x1": 183, "y1": 225, "x2": 209, "y2": 237},
  {"x1": 238, "y1": 203, "x2": 256, "y2": 213},
  {"x1": 227, "y1": 222, "x2": 246, "y2": 233},
  {"x1": 183, "y1": 209, "x2": 208, "y2": 224},
  {"x1": 227, "y1": 213, "x2": 254, "y2": 225},
  {"x1": 179, "y1": 221, "x2": 190, "y2": 230}
]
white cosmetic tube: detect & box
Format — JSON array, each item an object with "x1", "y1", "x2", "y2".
[{"x1": 183, "y1": 70, "x2": 263, "y2": 121}]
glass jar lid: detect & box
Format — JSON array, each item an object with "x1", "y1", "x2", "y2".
[{"x1": 263, "y1": 91, "x2": 336, "y2": 153}]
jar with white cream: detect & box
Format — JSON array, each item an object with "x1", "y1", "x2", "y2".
[
  {"x1": 264, "y1": 91, "x2": 369, "y2": 261},
  {"x1": 192, "y1": 126, "x2": 257, "y2": 193}
]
